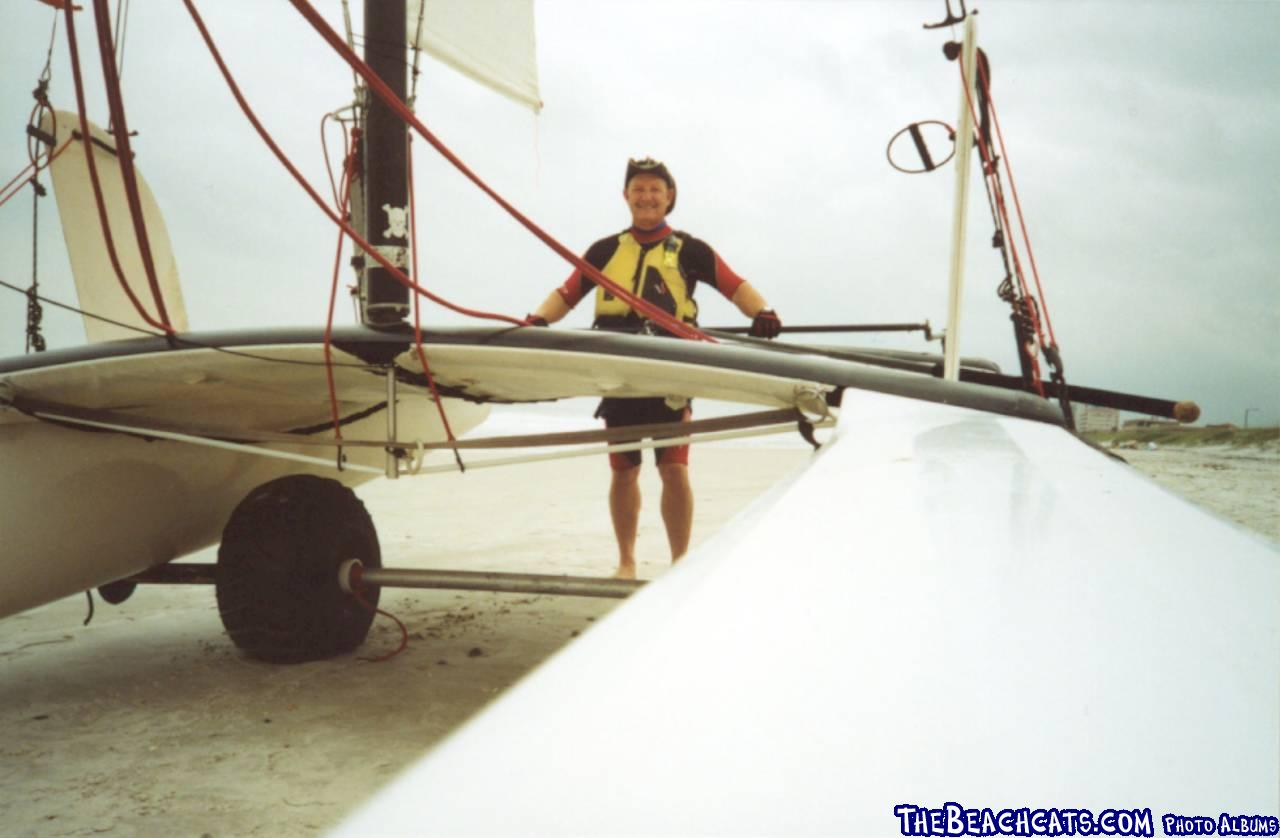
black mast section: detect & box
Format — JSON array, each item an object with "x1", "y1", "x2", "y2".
[{"x1": 361, "y1": 0, "x2": 409, "y2": 326}]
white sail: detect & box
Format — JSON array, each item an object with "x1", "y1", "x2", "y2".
[
  {"x1": 41, "y1": 110, "x2": 189, "y2": 342},
  {"x1": 407, "y1": 0, "x2": 542, "y2": 112}
]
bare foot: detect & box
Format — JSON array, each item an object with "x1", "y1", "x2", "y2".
[{"x1": 613, "y1": 563, "x2": 637, "y2": 580}]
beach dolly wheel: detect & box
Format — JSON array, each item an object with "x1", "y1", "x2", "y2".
[{"x1": 215, "y1": 474, "x2": 381, "y2": 663}]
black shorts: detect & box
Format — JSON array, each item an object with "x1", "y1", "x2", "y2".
[{"x1": 596, "y1": 397, "x2": 691, "y2": 470}]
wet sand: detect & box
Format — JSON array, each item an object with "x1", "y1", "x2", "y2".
[{"x1": 0, "y1": 442, "x2": 1274, "y2": 835}]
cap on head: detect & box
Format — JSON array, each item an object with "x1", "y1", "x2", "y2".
[{"x1": 625, "y1": 157, "x2": 676, "y2": 213}]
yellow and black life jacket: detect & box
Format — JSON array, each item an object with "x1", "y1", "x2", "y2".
[{"x1": 593, "y1": 231, "x2": 699, "y2": 331}]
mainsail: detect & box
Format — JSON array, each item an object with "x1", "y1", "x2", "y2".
[{"x1": 407, "y1": 0, "x2": 542, "y2": 112}]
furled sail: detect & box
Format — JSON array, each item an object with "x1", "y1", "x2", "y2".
[{"x1": 407, "y1": 0, "x2": 542, "y2": 112}]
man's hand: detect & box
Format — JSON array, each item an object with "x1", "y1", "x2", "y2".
[{"x1": 749, "y1": 309, "x2": 781, "y2": 339}]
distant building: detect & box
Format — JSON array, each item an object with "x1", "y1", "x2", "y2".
[
  {"x1": 1074, "y1": 404, "x2": 1119, "y2": 432},
  {"x1": 1122, "y1": 417, "x2": 1179, "y2": 429},
  {"x1": 1206, "y1": 423, "x2": 1237, "y2": 430}
]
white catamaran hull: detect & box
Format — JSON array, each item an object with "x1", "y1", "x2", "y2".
[
  {"x1": 338, "y1": 388, "x2": 1280, "y2": 834},
  {"x1": 0, "y1": 383, "x2": 485, "y2": 621},
  {"x1": 0, "y1": 327, "x2": 848, "y2": 621}
]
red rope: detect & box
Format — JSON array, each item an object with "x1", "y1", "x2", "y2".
[
  {"x1": 0, "y1": 138, "x2": 73, "y2": 209},
  {"x1": 284, "y1": 0, "x2": 712, "y2": 343},
  {"x1": 981, "y1": 67, "x2": 1057, "y2": 349},
  {"x1": 353, "y1": 586, "x2": 410, "y2": 663},
  {"x1": 90, "y1": 0, "x2": 173, "y2": 330},
  {"x1": 961, "y1": 58, "x2": 1056, "y2": 352},
  {"x1": 61, "y1": 1, "x2": 173, "y2": 334},
  {"x1": 957, "y1": 57, "x2": 1048, "y2": 396},
  {"x1": 183, "y1": 0, "x2": 527, "y2": 328},
  {"x1": 0, "y1": 161, "x2": 38, "y2": 204},
  {"x1": 347, "y1": 564, "x2": 409, "y2": 663}
]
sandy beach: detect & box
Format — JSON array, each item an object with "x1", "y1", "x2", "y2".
[
  {"x1": 1, "y1": 446, "x2": 811, "y2": 836},
  {"x1": 1, "y1": 440, "x2": 1275, "y2": 836},
  {"x1": 1113, "y1": 445, "x2": 1279, "y2": 542}
]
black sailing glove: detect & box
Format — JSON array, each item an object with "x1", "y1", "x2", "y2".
[{"x1": 749, "y1": 309, "x2": 781, "y2": 339}]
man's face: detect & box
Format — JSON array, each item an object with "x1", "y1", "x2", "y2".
[{"x1": 624, "y1": 174, "x2": 673, "y2": 229}]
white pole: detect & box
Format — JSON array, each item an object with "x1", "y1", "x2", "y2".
[{"x1": 943, "y1": 15, "x2": 978, "y2": 381}]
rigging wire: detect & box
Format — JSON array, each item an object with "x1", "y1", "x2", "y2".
[
  {"x1": 962, "y1": 56, "x2": 1050, "y2": 355},
  {"x1": 39, "y1": 9, "x2": 59, "y2": 85},
  {"x1": 17, "y1": 12, "x2": 65, "y2": 354},
  {"x1": 0, "y1": 163, "x2": 39, "y2": 210},
  {"x1": 59, "y1": 0, "x2": 173, "y2": 334},
  {"x1": 27, "y1": 11, "x2": 60, "y2": 171},
  {"x1": 89, "y1": 0, "x2": 174, "y2": 331},
  {"x1": 282, "y1": 0, "x2": 711, "y2": 342},
  {"x1": 2, "y1": 140, "x2": 72, "y2": 211},
  {"x1": 953, "y1": 45, "x2": 1072, "y2": 425},
  {"x1": 398, "y1": 9, "x2": 467, "y2": 471},
  {"x1": 112, "y1": 0, "x2": 131, "y2": 86},
  {"x1": 0, "y1": 277, "x2": 375, "y2": 371},
  {"x1": 182, "y1": 0, "x2": 526, "y2": 329},
  {"x1": 955, "y1": 55, "x2": 1046, "y2": 387},
  {"x1": 102, "y1": 0, "x2": 133, "y2": 137},
  {"x1": 407, "y1": 133, "x2": 467, "y2": 473},
  {"x1": 177, "y1": 0, "x2": 706, "y2": 342},
  {"x1": 340, "y1": 0, "x2": 361, "y2": 103},
  {"x1": 408, "y1": 0, "x2": 427, "y2": 109},
  {"x1": 981, "y1": 70, "x2": 1057, "y2": 350}
]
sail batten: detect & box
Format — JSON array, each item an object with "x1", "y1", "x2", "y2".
[{"x1": 407, "y1": 0, "x2": 542, "y2": 113}]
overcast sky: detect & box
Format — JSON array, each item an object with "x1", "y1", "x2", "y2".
[{"x1": 1, "y1": 0, "x2": 1276, "y2": 427}]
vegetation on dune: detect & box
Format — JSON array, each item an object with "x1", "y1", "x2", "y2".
[{"x1": 1083, "y1": 426, "x2": 1280, "y2": 450}]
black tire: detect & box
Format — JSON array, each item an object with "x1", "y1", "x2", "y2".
[{"x1": 215, "y1": 474, "x2": 381, "y2": 663}]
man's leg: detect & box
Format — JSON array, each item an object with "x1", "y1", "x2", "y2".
[
  {"x1": 609, "y1": 464, "x2": 642, "y2": 579},
  {"x1": 657, "y1": 462, "x2": 693, "y2": 562}
]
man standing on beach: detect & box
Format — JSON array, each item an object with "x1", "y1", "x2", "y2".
[{"x1": 528, "y1": 157, "x2": 781, "y2": 578}]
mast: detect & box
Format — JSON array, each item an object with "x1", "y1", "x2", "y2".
[
  {"x1": 359, "y1": 0, "x2": 410, "y2": 327},
  {"x1": 942, "y1": 14, "x2": 978, "y2": 381}
]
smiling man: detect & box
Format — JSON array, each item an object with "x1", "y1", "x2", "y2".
[{"x1": 529, "y1": 157, "x2": 781, "y2": 579}]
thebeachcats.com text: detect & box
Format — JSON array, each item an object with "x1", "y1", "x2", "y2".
[
  {"x1": 893, "y1": 803, "x2": 1280, "y2": 837},
  {"x1": 1163, "y1": 814, "x2": 1280, "y2": 836}
]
